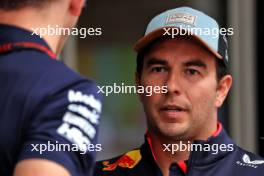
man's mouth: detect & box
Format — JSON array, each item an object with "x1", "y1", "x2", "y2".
[
  {"x1": 161, "y1": 105, "x2": 187, "y2": 112},
  {"x1": 160, "y1": 104, "x2": 188, "y2": 119}
]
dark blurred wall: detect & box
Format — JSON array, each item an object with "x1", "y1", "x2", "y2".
[{"x1": 257, "y1": 0, "x2": 263, "y2": 157}]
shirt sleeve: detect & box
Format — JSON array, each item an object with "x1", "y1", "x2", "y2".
[{"x1": 18, "y1": 80, "x2": 103, "y2": 176}]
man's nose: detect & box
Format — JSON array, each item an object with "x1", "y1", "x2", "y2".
[{"x1": 166, "y1": 71, "x2": 182, "y2": 95}]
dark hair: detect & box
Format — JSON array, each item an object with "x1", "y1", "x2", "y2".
[
  {"x1": 136, "y1": 38, "x2": 229, "y2": 82},
  {"x1": 0, "y1": 0, "x2": 54, "y2": 10}
]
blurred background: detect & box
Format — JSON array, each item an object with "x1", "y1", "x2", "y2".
[{"x1": 61, "y1": 0, "x2": 263, "y2": 160}]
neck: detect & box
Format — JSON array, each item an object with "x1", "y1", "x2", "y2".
[
  {"x1": 148, "y1": 133, "x2": 190, "y2": 176},
  {"x1": 148, "y1": 119, "x2": 218, "y2": 176},
  {"x1": 0, "y1": 8, "x2": 66, "y2": 55}
]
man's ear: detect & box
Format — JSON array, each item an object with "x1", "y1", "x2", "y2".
[
  {"x1": 215, "y1": 75, "x2": 232, "y2": 107},
  {"x1": 135, "y1": 72, "x2": 143, "y2": 102},
  {"x1": 69, "y1": 0, "x2": 85, "y2": 17}
]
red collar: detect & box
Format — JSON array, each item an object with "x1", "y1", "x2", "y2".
[{"x1": 0, "y1": 41, "x2": 57, "y2": 59}]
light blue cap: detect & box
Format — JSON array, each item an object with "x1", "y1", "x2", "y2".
[{"x1": 134, "y1": 7, "x2": 228, "y2": 64}]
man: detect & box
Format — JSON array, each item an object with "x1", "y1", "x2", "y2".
[
  {"x1": 95, "y1": 7, "x2": 264, "y2": 176},
  {"x1": 0, "y1": 0, "x2": 102, "y2": 176}
]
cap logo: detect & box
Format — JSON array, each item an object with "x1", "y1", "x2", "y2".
[{"x1": 166, "y1": 13, "x2": 196, "y2": 26}]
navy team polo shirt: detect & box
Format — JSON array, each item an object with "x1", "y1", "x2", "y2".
[{"x1": 0, "y1": 24, "x2": 103, "y2": 176}]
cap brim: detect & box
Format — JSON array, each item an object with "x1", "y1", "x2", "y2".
[{"x1": 134, "y1": 27, "x2": 223, "y2": 59}]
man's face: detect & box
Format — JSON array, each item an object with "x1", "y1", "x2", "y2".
[{"x1": 137, "y1": 37, "x2": 231, "y2": 140}]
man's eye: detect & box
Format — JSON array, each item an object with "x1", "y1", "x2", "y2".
[
  {"x1": 185, "y1": 69, "x2": 200, "y2": 75},
  {"x1": 151, "y1": 67, "x2": 166, "y2": 73}
]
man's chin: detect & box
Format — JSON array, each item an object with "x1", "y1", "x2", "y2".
[{"x1": 158, "y1": 123, "x2": 189, "y2": 140}]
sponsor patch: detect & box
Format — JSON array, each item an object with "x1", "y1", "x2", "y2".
[
  {"x1": 166, "y1": 13, "x2": 196, "y2": 25},
  {"x1": 102, "y1": 150, "x2": 142, "y2": 171}
]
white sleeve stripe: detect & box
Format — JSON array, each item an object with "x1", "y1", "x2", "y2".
[
  {"x1": 68, "y1": 90, "x2": 102, "y2": 113},
  {"x1": 62, "y1": 111, "x2": 96, "y2": 139},
  {"x1": 68, "y1": 104, "x2": 99, "y2": 125}
]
